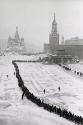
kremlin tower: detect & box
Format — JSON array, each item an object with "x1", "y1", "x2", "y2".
[{"x1": 49, "y1": 13, "x2": 59, "y2": 53}]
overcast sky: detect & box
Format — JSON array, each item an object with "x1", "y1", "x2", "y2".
[{"x1": 0, "y1": 0, "x2": 83, "y2": 47}]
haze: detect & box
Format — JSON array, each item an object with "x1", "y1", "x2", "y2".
[{"x1": 0, "y1": 0, "x2": 83, "y2": 49}]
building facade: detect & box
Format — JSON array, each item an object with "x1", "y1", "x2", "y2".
[
  {"x1": 44, "y1": 14, "x2": 83, "y2": 60},
  {"x1": 65, "y1": 37, "x2": 83, "y2": 45}
]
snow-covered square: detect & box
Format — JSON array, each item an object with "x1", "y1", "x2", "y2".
[{"x1": 0, "y1": 54, "x2": 83, "y2": 125}]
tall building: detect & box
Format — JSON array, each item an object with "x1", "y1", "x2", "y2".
[
  {"x1": 44, "y1": 14, "x2": 83, "y2": 60},
  {"x1": 49, "y1": 13, "x2": 59, "y2": 53},
  {"x1": 6, "y1": 27, "x2": 26, "y2": 54}
]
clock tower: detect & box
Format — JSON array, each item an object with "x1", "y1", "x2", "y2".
[{"x1": 49, "y1": 13, "x2": 59, "y2": 53}]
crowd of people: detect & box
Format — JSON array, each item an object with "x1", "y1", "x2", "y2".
[
  {"x1": 74, "y1": 71, "x2": 83, "y2": 77},
  {"x1": 58, "y1": 64, "x2": 83, "y2": 77},
  {"x1": 12, "y1": 59, "x2": 42, "y2": 63},
  {"x1": 59, "y1": 64, "x2": 71, "y2": 71},
  {"x1": 12, "y1": 60, "x2": 83, "y2": 125}
]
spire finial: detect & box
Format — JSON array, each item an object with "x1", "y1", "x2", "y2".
[
  {"x1": 15, "y1": 26, "x2": 19, "y2": 40},
  {"x1": 53, "y1": 13, "x2": 56, "y2": 24},
  {"x1": 54, "y1": 13, "x2": 55, "y2": 21}
]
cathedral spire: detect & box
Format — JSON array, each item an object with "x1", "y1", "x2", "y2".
[
  {"x1": 16, "y1": 26, "x2": 18, "y2": 32},
  {"x1": 15, "y1": 26, "x2": 19, "y2": 41},
  {"x1": 53, "y1": 13, "x2": 56, "y2": 24}
]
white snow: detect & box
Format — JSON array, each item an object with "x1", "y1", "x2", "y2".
[
  {"x1": 0, "y1": 54, "x2": 79, "y2": 125},
  {"x1": 68, "y1": 63, "x2": 83, "y2": 73},
  {"x1": 18, "y1": 62, "x2": 83, "y2": 117}
]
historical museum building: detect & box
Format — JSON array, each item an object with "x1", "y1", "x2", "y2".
[
  {"x1": 44, "y1": 14, "x2": 83, "y2": 60},
  {"x1": 6, "y1": 27, "x2": 26, "y2": 54}
]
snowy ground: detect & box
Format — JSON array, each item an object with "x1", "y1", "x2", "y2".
[
  {"x1": 18, "y1": 62, "x2": 83, "y2": 117},
  {"x1": 68, "y1": 63, "x2": 83, "y2": 74},
  {"x1": 0, "y1": 54, "x2": 80, "y2": 125}
]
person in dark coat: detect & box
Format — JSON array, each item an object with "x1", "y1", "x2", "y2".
[
  {"x1": 22, "y1": 91, "x2": 25, "y2": 100},
  {"x1": 6, "y1": 75, "x2": 8, "y2": 78},
  {"x1": 22, "y1": 86, "x2": 28, "y2": 100},
  {"x1": 44, "y1": 89, "x2": 45, "y2": 94},
  {"x1": 58, "y1": 86, "x2": 60, "y2": 91}
]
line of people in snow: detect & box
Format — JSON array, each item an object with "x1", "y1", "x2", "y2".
[
  {"x1": 59, "y1": 64, "x2": 71, "y2": 71},
  {"x1": 13, "y1": 59, "x2": 42, "y2": 63},
  {"x1": 59, "y1": 64, "x2": 83, "y2": 77},
  {"x1": 12, "y1": 60, "x2": 83, "y2": 125},
  {"x1": 74, "y1": 71, "x2": 83, "y2": 76}
]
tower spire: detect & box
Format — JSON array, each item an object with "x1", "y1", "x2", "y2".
[
  {"x1": 15, "y1": 26, "x2": 19, "y2": 41},
  {"x1": 52, "y1": 13, "x2": 57, "y2": 33},
  {"x1": 53, "y1": 13, "x2": 56, "y2": 24},
  {"x1": 16, "y1": 26, "x2": 18, "y2": 32},
  {"x1": 54, "y1": 13, "x2": 55, "y2": 21}
]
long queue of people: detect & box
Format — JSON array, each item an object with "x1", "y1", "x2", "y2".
[
  {"x1": 59, "y1": 64, "x2": 71, "y2": 71},
  {"x1": 13, "y1": 59, "x2": 42, "y2": 63},
  {"x1": 74, "y1": 71, "x2": 83, "y2": 77},
  {"x1": 58, "y1": 63, "x2": 83, "y2": 77},
  {"x1": 12, "y1": 60, "x2": 83, "y2": 125}
]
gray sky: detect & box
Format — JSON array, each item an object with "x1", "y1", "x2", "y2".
[{"x1": 0, "y1": 0, "x2": 83, "y2": 47}]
